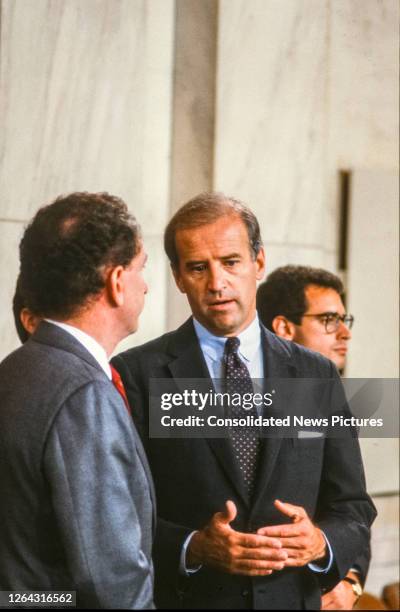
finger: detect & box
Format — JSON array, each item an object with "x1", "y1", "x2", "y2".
[
  {"x1": 236, "y1": 558, "x2": 286, "y2": 571},
  {"x1": 281, "y1": 556, "x2": 308, "y2": 567},
  {"x1": 236, "y1": 547, "x2": 288, "y2": 561},
  {"x1": 237, "y1": 533, "x2": 282, "y2": 549},
  {"x1": 274, "y1": 499, "x2": 306, "y2": 521},
  {"x1": 281, "y1": 548, "x2": 304, "y2": 560},
  {"x1": 232, "y1": 568, "x2": 273, "y2": 577},
  {"x1": 214, "y1": 500, "x2": 237, "y2": 525},
  {"x1": 257, "y1": 524, "x2": 302, "y2": 537},
  {"x1": 276, "y1": 537, "x2": 306, "y2": 549},
  {"x1": 321, "y1": 601, "x2": 337, "y2": 611}
]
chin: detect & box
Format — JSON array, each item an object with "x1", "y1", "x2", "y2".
[
  {"x1": 208, "y1": 317, "x2": 239, "y2": 335},
  {"x1": 332, "y1": 357, "x2": 346, "y2": 370}
]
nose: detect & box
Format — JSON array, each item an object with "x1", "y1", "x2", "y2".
[
  {"x1": 207, "y1": 264, "x2": 227, "y2": 293},
  {"x1": 337, "y1": 318, "x2": 351, "y2": 339}
]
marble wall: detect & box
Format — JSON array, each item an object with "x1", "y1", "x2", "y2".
[
  {"x1": 2, "y1": 0, "x2": 397, "y2": 358},
  {"x1": 367, "y1": 494, "x2": 400, "y2": 596},
  {"x1": 0, "y1": 0, "x2": 174, "y2": 359},
  {"x1": 215, "y1": 0, "x2": 398, "y2": 273},
  {"x1": 166, "y1": 0, "x2": 218, "y2": 330}
]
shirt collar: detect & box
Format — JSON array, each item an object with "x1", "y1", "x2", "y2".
[
  {"x1": 193, "y1": 314, "x2": 261, "y2": 364},
  {"x1": 45, "y1": 319, "x2": 112, "y2": 380}
]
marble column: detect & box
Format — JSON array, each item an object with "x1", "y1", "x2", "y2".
[{"x1": 0, "y1": 0, "x2": 175, "y2": 359}]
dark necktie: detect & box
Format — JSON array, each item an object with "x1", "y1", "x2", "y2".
[
  {"x1": 110, "y1": 365, "x2": 131, "y2": 415},
  {"x1": 224, "y1": 337, "x2": 260, "y2": 496}
]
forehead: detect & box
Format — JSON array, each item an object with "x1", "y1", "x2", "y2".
[
  {"x1": 175, "y1": 215, "x2": 250, "y2": 259},
  {"x1": 304, "y1": 285, "x2": 345, "y2": 313}
]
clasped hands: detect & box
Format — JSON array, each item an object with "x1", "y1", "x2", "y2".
[{"x1": 187, "y1": 499, "x2": 326, "y2": 576}]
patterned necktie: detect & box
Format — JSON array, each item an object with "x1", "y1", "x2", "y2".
[
  {"x1": 224, "y1": 337, "x2": 260, "y2": 496},
  {"x1": 110, "y1": 365, "x2": 131, "y2": 415}
]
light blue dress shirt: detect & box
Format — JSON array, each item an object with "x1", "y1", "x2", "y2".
[
  {"x1": 193, "y1": 314, "x2": 264, "y2": 384},
  {"x1": 180, "y1": 315, "x2": 333, "y2": 575}
]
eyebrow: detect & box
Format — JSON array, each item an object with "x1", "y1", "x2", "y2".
[
  {"x1": 184, "y1": 253, "x2": 243, "y2": 267},
  {"x1": 312, "y1": 311, "x2": 341, "y2": 316},
  {"x1": 220, "y1": 253, "x2": 242, "y2": 260}
]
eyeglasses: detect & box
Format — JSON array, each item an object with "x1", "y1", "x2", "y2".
[{"x1": 297, "y1": 312, "x2": 354, "y2": 334}]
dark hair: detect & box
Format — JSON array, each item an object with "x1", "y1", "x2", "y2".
[
  {"x1": 257, "y1": 265, "x2": 344, "y2": 330},
  {"x1": 19, "y1": 192, "x2": 141, "y2": 319},
  {"x1": 164, "y1": 192, "x2": 262, "y2": 267},
  {"x1": 12, "y1": 278, "x2": 30, "y2": 343}
]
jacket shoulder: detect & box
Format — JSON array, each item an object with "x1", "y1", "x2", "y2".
[
  {"x1": 113, "y1": 318, "x2": 195, "y2": 369},
  {"x1": 114, "y1": 329, "x2": 175, "y2": 365},
  {"x1": 263, "y1": 326, "x2": 337, "y2": 377}
]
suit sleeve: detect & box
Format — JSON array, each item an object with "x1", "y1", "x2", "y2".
[
  {"x1": 315, "y1": 364, "x2": 376, "y2": 590},
  {"x1": 43, "y1": 380, "x2": 154, "y2": 609},
  {"x1": 351, "y1": 544, "x2": 371, "y2": 586}
]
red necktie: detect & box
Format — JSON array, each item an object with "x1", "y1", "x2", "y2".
[{"x1": 110, "y1": 365, "x2": 131, "y2": 415}]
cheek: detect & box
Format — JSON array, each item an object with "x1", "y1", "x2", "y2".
[
  {"x1": 185, "y1": 282, "x2": 204, "y2": 301},
  {"x1": 319, "y1": 334, "x2": 334, "y2": 349},
  {"x1": 295, "y1": 328, "x2": 322, "y2": 351},
  {"x1": 132, "y1": 275, "x2": 147, "y2": 303},
  {"x1": 235, "y1": 272, "x2": 257, "y2": 296},
  {"x1": 313, "y1": 337, "x2": 337, "y2": 361}
]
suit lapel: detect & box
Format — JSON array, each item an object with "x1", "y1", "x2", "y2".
[
  {"x1": 251, "y1": 327, "x2": 298, "y2": 513},
  {"x1": 167, "y1": 319, "x2": 250, "y2": 507}
]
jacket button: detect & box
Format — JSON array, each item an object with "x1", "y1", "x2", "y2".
[{"x1": 241, "y1": 589, "x2": 249, "y2": 597}]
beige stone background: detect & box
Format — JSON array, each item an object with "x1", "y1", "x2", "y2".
[{"x1": 0, "y1": 0, "x2": 398, "y2": 597}]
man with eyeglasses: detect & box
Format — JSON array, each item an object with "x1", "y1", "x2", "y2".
[
  {"x1": 256, "y1": 265, "x2": 353, "y2": 372},
  {"x1": 257, "y1": 265, "x2": 367, "y2": 610}
]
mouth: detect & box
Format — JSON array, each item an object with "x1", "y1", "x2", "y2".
[
  {"x1": 207, "y1": 299, "x2": 236, "y2": 311},
  {"x1": 333, "y1": 346, "x2": 348, "y2": 354}
]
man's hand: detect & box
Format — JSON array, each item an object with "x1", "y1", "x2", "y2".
[
  {"x1": 256, "y1": 500, "x2": 326, "y2": 567},
  {"x1": 321, "y1": 572, "x2": 361, "y2": 610},
  {"x1": 187, "y1": 500, "x2": 288, "y2": 576}
]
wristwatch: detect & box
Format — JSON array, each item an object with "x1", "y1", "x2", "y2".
[{"x1": 343, "y1": 576, "x2": 363, "y2": 601}]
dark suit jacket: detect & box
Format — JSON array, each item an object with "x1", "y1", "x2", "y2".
[
  {"x1": 0, "y1": 321, "x2": 155, "y2": 609},
  {"x1": 351, "y1": 543, "x2": 371, "y2": 587},
  {"x1": 113, "y1": 318, "x2": 376, "y2": 610}
]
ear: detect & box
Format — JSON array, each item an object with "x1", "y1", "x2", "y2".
[
  {"x1": 255, "y1": 247, "x2": 266, "y2": 281},
  {"x1": 272, "y1": 315, "x2": 296, "y2": 340},
  {"x1": 107, "y1": 265, "x2": 125, "y2": 307},
  {"x1": 172, "y1": 265, "x2": 186, "y2": 294},
  {"x1": 20, "y1": 308, "x2": 40, "y2": 335}
]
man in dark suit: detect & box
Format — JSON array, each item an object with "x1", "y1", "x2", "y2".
[
  {"x1": 113, "y1": 192, "x2": 376, "y2": 610},
  {"x1": 257, "y1": 265, "x2": 370, "y2": 609},
  {"x1": 0, "y1": 192, "x2": 155, "y2": 609}
]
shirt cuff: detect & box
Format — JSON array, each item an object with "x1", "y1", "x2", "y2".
[
  {"x1": 179, "y1": 531, "x2": 203, "y2": 576},
  {"x1": 308, "y1": 531, "x2": 333, "y2": 573}
]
